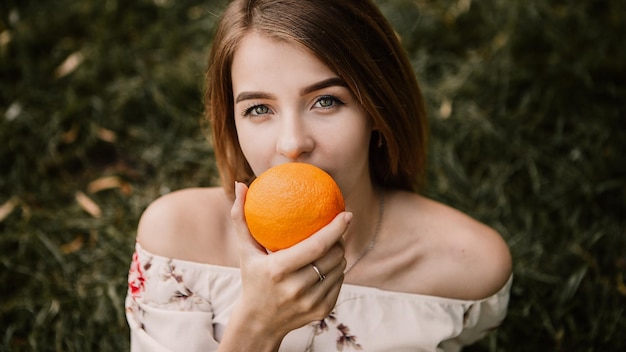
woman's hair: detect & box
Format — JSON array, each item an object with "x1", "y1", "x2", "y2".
[{"x1": 205, "y1": 0, "x2": 428, "y2": 197}]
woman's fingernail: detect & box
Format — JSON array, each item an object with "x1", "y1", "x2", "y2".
[{"x1": 344, "y1": 212, "x2": 353, "y2": 224}]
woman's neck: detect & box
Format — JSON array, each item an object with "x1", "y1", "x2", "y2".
[{"x1": 342, "y1": 184, "x2": 383, "y2": 271}]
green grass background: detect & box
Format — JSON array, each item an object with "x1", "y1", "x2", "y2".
[{"x1": 1, "y1": 0, "x2": 624, "y2": 350}]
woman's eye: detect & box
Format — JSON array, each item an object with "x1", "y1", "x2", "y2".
[
  {"x1": 313, "y1": 96, "x2": 344, "y2": 110},
  {"x1": 243, "y1": 104, "x2": 271, "y2": 116}
]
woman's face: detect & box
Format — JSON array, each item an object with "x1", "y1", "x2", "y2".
[{"x1": 231, "y1": 32, "x2": 374, "y2": 200}]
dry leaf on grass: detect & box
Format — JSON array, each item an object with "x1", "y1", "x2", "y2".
[
  {"x1": 75, "y1": 191, "x2": 101, "y2": 218},
  {"x1": 61, "y1": 235, "x2": 85, "y2": 254},
  {"x1": 61, "y1": 124, "x2": 80, "y2": 144},
  {"x1": 97, "y1": 127, "x2": 117, "y2": 142},
  {"x1": 0, "y1": 197, "x2": 19, "y2": 223},
  {"x1": 5, "y1": 101, "x2": 22, "y2": 121},
  {"x1": 0, "y1": 30, "x2": 11, "y2": 47},
  {"x1": 439, "y1": 98, "x2": 452, "y2": 119},
  {"x1": 55, "y1": 51, "x2": 84, "y2": 78},
  {"x1": 88, "y1": 176, "x2": 123, "y2": 193},
  {"x1": 88, "y1": 176, "x2": 132, "y2": 195}
]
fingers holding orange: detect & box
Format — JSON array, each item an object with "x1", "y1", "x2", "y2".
[{"x1": 232, "y1": 181, "x2": 266, "y2": 254}]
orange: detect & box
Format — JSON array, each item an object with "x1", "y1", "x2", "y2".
[{"x1": 244, "y1": 162, "x2": 345, "y2": 252}]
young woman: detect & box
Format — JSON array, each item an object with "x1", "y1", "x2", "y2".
[{"x1": 125, "y1": 0, "x2": 513, "y2": 351}]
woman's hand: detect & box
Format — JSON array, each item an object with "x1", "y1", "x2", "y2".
[{"x1": 219, "y1": 181, "x2": 350, "y2": 351}]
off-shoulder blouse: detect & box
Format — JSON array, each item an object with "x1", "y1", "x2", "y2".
[{"x1": 126, "y1": 243, "x2": 511, "y2": 351}]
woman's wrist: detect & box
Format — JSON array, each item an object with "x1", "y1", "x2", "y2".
[{"x1": 218, "y1": 300, "x2": 286, "y2": 352}]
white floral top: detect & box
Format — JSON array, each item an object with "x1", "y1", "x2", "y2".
[{"x1": 126, "y1": 243, "x2": 512, "y2": 352}]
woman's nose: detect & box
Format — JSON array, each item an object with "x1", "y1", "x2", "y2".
[{"x1": 276, "y1": 115, "x2": 314, "y2": 160}]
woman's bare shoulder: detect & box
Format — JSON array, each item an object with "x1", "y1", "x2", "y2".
[
  {"x1": 393, "y1": 192, "x2": 512, "y2": 299},
  {"x1": 136, "y1": 187, "x2": 239, "y2": 266}
]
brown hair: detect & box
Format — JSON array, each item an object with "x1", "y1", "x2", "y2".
[{"x1": 205, "y1": 0, "x2": 428, "y2": 198}]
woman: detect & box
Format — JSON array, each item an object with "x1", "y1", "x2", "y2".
[{"x1": 125, "y1": 0, "x2": 513, "y2": 351}]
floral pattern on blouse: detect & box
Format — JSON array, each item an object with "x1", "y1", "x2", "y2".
[
  {"x1": 128, "y1": 251, "x2": 146, "y2": 299},
  {"x1": 126, "y1": 243, "x2": 512, "y2": 352},
  {"x1": 309, "y1": 313, "x2": 363, "y2": 351},
  {"x1": 126, "y1": 249, "x2": 213, "y2": 332}
]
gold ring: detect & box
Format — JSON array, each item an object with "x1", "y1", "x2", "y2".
[{"x1": 311, "y1": 264, "x2": 325, "y2": 282}]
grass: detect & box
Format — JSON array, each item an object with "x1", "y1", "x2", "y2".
[{"x1": 1, "y1": 0, "x2": 624, "y2": 350}]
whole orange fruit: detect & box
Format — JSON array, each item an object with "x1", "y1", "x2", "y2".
[{"x1": 244, "y1": 163, "x2": 345, "y2": 252}]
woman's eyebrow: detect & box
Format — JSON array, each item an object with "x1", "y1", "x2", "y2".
[
  {"x1": 235, "y1": 92, "x2": 276, "y2": 103},
  {"x1": 300, "y1": 77, "x2": 347, "y2": 95}
]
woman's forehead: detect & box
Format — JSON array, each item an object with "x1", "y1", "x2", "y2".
[{"x1": 231, "y1": 33, "x2": 339, "y2": 93}]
